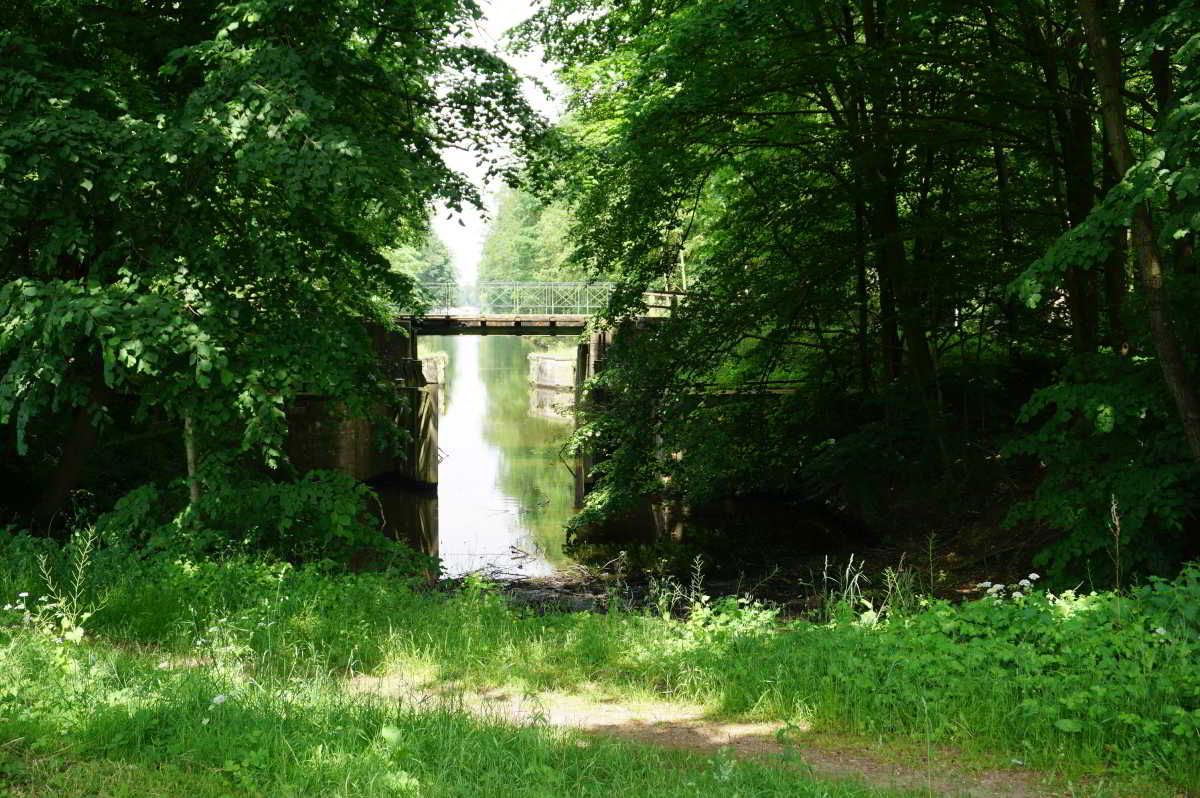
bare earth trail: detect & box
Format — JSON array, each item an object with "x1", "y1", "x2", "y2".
[{"x1": 349, "y1": 674, "x2": 1103, "y2": 798}]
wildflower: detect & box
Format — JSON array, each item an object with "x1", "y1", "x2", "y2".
[
  {"x1": 202, "y1": 717, "x2": 210, "y2": 726},
  {"x1": 1028, "y1": 573, "x2": 1040, "y2": 581},
  {"x1": 1154, "y1": 627, "x2": 1167, "y2": 636},
  {"x1": 3, "y1": 604, "x2": 11, "y2": 611},
  {"x1": 976, "y1": 581, "x2": 992, "y2": 588},
  {"x1": 157, "y1": 661, "x2": 170, "y2": 669},
  {"x1": 1011, "y1": 591, "x2": 1022, "y2": 599},
  {"x1": 211, "y1": 695, "x2": 227, "y2": 706},
  {"x1": 1018, "y1": 579, "x2": 1031, "y2": 587},
  {"x1": 17, "y1": 592, "x2": 28, "y2": 598}
]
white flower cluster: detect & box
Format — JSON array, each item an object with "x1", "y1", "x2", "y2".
[
  {"x1": 2, "y1": 592, "x2": 35, "y2": 626},
  {"x1": 975, "y1": 573, "x2": 1040, "y2": 600}
]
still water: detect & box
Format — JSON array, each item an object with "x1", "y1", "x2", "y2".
[{"x1": 419, "y1": 335, "x2": 576, "y2": 577}]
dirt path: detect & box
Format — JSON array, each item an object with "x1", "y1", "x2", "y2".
[{"x1": 349, "y1": 674, "x2": 1080, "y2": 798}]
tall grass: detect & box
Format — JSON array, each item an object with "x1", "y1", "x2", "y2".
[
  {"x1": 1, "y1": 628, "x2": 906, "y2": 798},
  {"x1": 1, "y1": 530, "x2": 1197, "y2": 793}
]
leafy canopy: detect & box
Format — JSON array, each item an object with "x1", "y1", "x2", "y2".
[{"x1": 0, "y1": 0, "x2": 543, "y2": 465}]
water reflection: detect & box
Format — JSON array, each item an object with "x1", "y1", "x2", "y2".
[{"x1": 419, "y1": 335, "x2": 576, "y2": 577}]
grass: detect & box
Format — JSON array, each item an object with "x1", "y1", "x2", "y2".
[
  {"x1": 1, "y1": 530, "x2": 1197, "y2": 796},
  {"x1": 0, "y1": 622, "x2": 911, "y2": 798}
]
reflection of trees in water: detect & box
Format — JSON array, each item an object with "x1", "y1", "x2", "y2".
[{"x1": 478, "y1": 336, "x2": 576, "y2": 566}]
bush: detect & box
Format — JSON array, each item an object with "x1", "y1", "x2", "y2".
[
  {"x1": 96, "y1": 467, "x2": 436, "y2": 571},
  {"x1": 1006, "y1": 352, "x2": 1199, "y2": 580}
]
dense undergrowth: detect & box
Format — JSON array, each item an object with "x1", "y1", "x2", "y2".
[{"x1": 1, "y1": 530, "x2": 1197, "y2": 796}]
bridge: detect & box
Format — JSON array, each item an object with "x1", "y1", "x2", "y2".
[{"x1": 412, "y1": 281, "x2": 677, "y2": 335}]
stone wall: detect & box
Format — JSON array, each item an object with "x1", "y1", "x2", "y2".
[
  {"x1": 528, "y1": 352, "x2": 575, "y2": 388},
  {"x1": 528, "y1": 352, "x2": 575, "y2": 420}
]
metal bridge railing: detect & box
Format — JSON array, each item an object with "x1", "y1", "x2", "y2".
[{"x1": 420, "y1": 282, "x2": 616, "y2": 315}]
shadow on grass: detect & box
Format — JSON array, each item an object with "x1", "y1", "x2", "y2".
[{"x1": 5, "y1": 658, "x2": 910, "y2": 798}]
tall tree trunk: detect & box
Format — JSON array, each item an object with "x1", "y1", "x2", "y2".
[
  {"x1": 862, "y1": 0, "x2": 945, "y2": 468},
  {"x1": 855, "y1": 189, "x2": 874, "y2": 394},
  {"x1": 1078, "y1": 0, "x2": 1200, "y2": 461},
  {"x1": 878, "y1": 264, "x2": 902, "y2": 381},
  {"x1": 1099, "y1": 131, "x2": 1129, "y2": 353},
  {"x1": 870, "y1": 188, "x2": 940, "y2": 406},
  {"x1": 984, "y1": 6, "x2": 1022, "y2": 354},
  {"x1": 862, "y1": 0, "x2": 935, "y2": 390},
  {"x1": 184, "y1": 415, "x2": 201, "y2": 505},
  {"x1": 1148, "y1": 21, "x2": 1195, "y2": 273},
  {"x1": 34, "y1": 360, "x2": 110, "y2": 535},
  {"x1": 1029, "y1": 19, "x2": 1100, "y2": 353}
]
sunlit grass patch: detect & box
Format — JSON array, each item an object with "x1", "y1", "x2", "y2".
[{"x1": 0, "y1": 625, "x2": 913, "y2": 798}]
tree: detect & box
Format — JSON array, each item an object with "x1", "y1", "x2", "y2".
[
  {"x1": 1076, "y1": 0, "x2": 1200, "y2": 460},
  {"x1": 520, "y1": 0, "x2": 1200, "y2": 575},
  {"x1": 0, "y1": 0, "x2": 541, "y2": 529},
  {"x1": 478, "y1": 186, "x2": 580, "y2": 282},
  {"x1": 387, "y1": 232, "x2": 458, "y2": 285}
]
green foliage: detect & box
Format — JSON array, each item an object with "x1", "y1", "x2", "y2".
[
  {"x1": 0, "y1": 636, "x2": 892, "y2": 798},
  {"x1": 1004, "y1": 353, "x2": 1198, "y2": 578},
  {"x1": 0, "y1": 0, "x2": 540, "y2": 511},
  {"x1": 1013, "y1": 3, "x2": 1200, "y2": 306},
  {"x1": 509, "y1": 0, "x2": 1200, "y2": 584},
  {"x1": 825, "y1": 582, "x2": 1200, "y2": 776},
  {"x1": 518, "y1": 0, "x2": 1069, "y2": 541},
  {"x1": 478, "y1": 186, "x2": 583, "y2": 282},
  {"x1": 1, "y1": 535, "x2": 1198, "y2": 791},
  {"x1": 386, "y1": 231, "x2": 458, "y2": 286},
  {"x1": 96, "y1": 468, "x2": 437, "y2": 568}
]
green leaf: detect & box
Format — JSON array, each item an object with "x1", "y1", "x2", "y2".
[{"x1": 1055, "y1": 718, "x2": 1083, "y2": 733}]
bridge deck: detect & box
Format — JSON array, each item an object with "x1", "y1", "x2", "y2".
[{"x1": 414, "y1": 314, "x2": 590, "y2": 336}]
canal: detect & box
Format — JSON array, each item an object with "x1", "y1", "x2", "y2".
[{"x1": 419, "y1": 335, "x2": 577, "y2": 577}]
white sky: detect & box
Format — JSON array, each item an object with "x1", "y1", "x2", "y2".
[{"x1": 431, "y1": 0, "x2": 564, "y2": 283}]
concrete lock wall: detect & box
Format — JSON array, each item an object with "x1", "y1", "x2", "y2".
[
  {"x1": 283, "y1": 323, "x2": 441, "y2": 555},
  {"x1": 421, "y1": 351, "x2": 448, "y2": 386},
  {"x1": 573, "y1": 329, "x2": 614, "y2": 508},
  {"x1": 398, "y1": 385, "x2": 439, "y2": 485},
  {"x1": 528, "y1": 352, "x2": 575, "y2": 420},
  {"x1": 284, "y1": 389, "x2": 438, "y2": 484},
  {"x1": 285, "y1": 399, "x2": 389, "y2": 482},
  {"x1": 528, "y1": 352, "x2": 575, "y2": 387}
]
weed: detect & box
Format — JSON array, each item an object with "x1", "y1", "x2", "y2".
[
  {"x1": 820, "y1": 553, "x2": 870, "y2": 622},
  {"x1": 35, "y1": 527, "x2": 104, "y2": 643}
]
